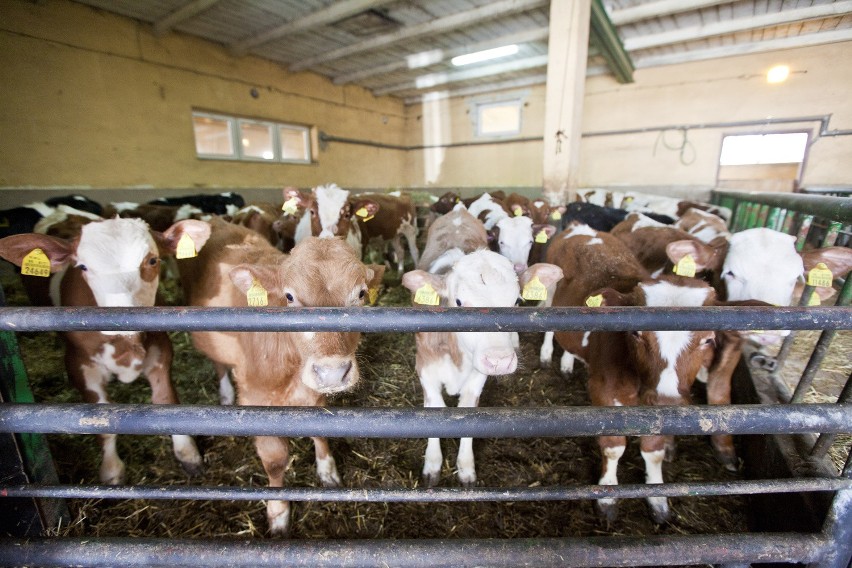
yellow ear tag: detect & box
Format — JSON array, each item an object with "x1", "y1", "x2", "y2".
[
  {"x1": 673, "y1": 254, "x2": 696, "y2": 278},
  {"x1": 414, "y1": 283, "x2": 440, "y2": 306},
  {"x1": 175, "y1": 233, "x2": 197, "y2": 259},
  {"x1": 585, "y1": 294, "x2": 604, "y2": 308},
  {"x1": 522, "y1": 276, "x2": 547, "y2": 301},
  {"x1": 535, "y1": 229, "x2": 549, "y2": 244},
  {"x1": 356, "y1": 207, "x2": 374, "y2": 222},
  {"x1": 281, "y1": 197, "x2": 299, "y2": 215},
  {"x1": 807, "y1": 291, "x2": 821, "y2": 306},
  {"x1": 622, "y1": 196, "x2": 634, "y2": 206},
  {"x1": 807, "y1": 262, "x2": 833, "y2": 288},
  {"x1": 550, "y1": 210, "x2": 562, "y2": 221},
  {"x1": 21, "y1": 248, "x2": 51, "y2": 278},
  {"x1": 513, "y1": 207, "x2": 523, "y2": 217},
  {"x1": 368, "y1": 287, "x2": 379, "y2": 305},
  {"x1": 246, "y1": 279, "x2": 268, "y2": 307}
]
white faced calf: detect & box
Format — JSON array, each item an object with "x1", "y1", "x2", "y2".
[
  {"x1": 403, "y1": 250, "x2": 563, "y2": 486},
  {"x1": 0, "y1": 217, "x2": 212, "y2": 484}
]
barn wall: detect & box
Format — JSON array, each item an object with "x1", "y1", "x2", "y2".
[
  {"x1": 405, "y1": 41, "x2": 852, "y2": 199},
  {"x1": 0, "y1": 0, "x2": 407, "y2": 199}
]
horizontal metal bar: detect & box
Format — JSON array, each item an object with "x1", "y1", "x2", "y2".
[
  {"x1": 0, "y1": 306, "x2": 850, "y2": 333},
  {"x1": 712, "y1": 190, "x2": 852, "y2": 223},
  {"x1": 3, "y1": 477, "x2": 850, "y2": 503},
  {"x1": 0, "y1": 534, "x2": 828, "y2": 567},
  {"x1": 1, "y1": 403, "x2": 849, "y2": 437}
]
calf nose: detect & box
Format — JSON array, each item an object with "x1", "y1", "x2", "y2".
[
  {"x1": 312, "y1": 361, "x2": 353, "y2": 389},
  {"x1": 481, "y1": 349, "x2": 518, "y2": 375},
  {"x1": 513, "y1": 263, "x2": 528, "y2": 274}
]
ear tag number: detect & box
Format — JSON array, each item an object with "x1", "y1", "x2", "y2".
[
  {"x1": 246, "y1": 279, "x2": 268, "y2": 307},
  {"x1": 176, "y1": 233, "x2": 197, "y2": 259},
  {"x1": 535, "y1": 229, "x2": 549, "y2": 244},
  {"x1": 414, "y1": 283, "x2": 440, "y2": 306},
  {"x1": 522, "y1": 276, "x2": 547, "y2": 301},
  {"x1": 807, "y1": 262, "x2": 833, "y2": 288},
  {"x1": 21, "y1": 248, "x2": 51, "y2": 278},
  {"x1": 282, "y1": 197, "x2": 299, "y2": 215},
  {"x1": 674, "y1": 254, "x2": 696, "y2": 277},
  {"x1": 368, "y1": 287, "x2": 379, "y2": 305},
  {"x1": 585, "y1": 294, "x2": 604, "y2": 308},
  {"x1": 550, "y1": 211, "x2": 562, "y2": 221}
]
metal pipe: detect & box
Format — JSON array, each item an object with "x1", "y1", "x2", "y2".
[
  {"x1": 712, "y1": 191, "x2": 852, "y2": 224},
  {"x1": 0, "y1": 306, "x2": 849, "y2": 333},
  {"x1": 3, "y1": 477, "x2": 850, "y2": 503},
  {"x1": 1, "y1": 403, "x2": 849, "y2": 438},
  {"x1": 813, "y1": 451, "x2": 852, "y2": 568},
  {"x1": 0, "y1": 534, "x2": 829, "y2": 568},
  {"x1": 810, "y1": 370, "x2": 852, "y2": 459}
]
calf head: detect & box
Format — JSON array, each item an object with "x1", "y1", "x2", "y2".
[
  {"x1": 403, "y1": 250, "x2": 563, "y2": 375},
  {"x1": 0, "y1": 218, "x2": 211, "y2": 311},
  {"x1": 431, "y1": 191, "x2": 460, "y2": 215},
  {"x1": 228, "y1": 236, "x2": 384, "y2": 394},
  {"x1": 492, "y1": 216, "x2": 556, "y2": 273},
  {"x1": 305, "y1": 183, "x2": 379, "y2": 240}
]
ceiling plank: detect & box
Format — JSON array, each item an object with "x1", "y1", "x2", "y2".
[
  {"x1": 152, "y1": 0, "x2": 222, "y2": 37},
  {"x1": 403, "y1": 74, "x2": 547, "y2": 105},
  {"x1": 608, "y1": 0, "x2": 735, "y2": 26},
  {"x1": 624, "y1": 1, "x2": 852, "y2": 51},
  {"x1": 634, "y1": 27, "x2": 852, "y2": 68},
  {"x1": 590, "y1": 0, "x2": 633, "y2": 83},
  {"x1": 228, "y1": 0, "x2": 397, "y2": 57},
  {"x1": 333, "y1": 26, "x2": 549, "y2": 85},
  {"x1": 288, "y1": 0, "x2": 549, "y2": 72},
  {"x1": 373, "y1": 54, "x2": 549, "y2": 97}
]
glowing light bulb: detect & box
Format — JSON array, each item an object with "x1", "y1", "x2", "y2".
[{"x1": 767, "y1": 65, "x2": 790, "y2": 84}]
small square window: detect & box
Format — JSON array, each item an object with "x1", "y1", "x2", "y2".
[
  {"x1": 476, "y1": 100, "x2": 522, "y2": 137},
  {"x1": 239, "y1": 120, "x2": 275, "y2": 160},
  {"x1": 279, "y1": 126, "x2": 311, "y2": 163},
  {"x1": 193, "y1": 114, "x2": 235, "y2": 157}
]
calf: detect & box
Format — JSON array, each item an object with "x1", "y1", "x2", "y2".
[
  {"x1": 353, "y1": 192, "x2": 420, "y2": 272},
  {"x1": 44, "y1": 194, "x2": 104, "y2": 216},
  {"x1": 676, "y1": 200, "x2": 732, "y2": 221},
  {"x1": 673, "y1": 207, "x2": 730, "y2": 243},
  {"x1": 403, "y1": 211, "x2": 563, "y2": 486},
  {"x1": 0, "y1": 217, "x2": 211, "y2": 484},
  {"x1": 231, "y1": 202, "x2": 283, "y2": 248},
  {"x1": 149, "y1": 191, "x2": 245, "y2": 216},
  {"x1": 104, "y1": 202, "x2": 206, "y2": 232},
  {"x1": 179, "y1": 218, "x2": 383, "y2": 535},
  {"x1": 0, "y1": 202, "x2": 56, "y2": 238},
  {"x1": 545, "y1": 225, "x2": 721, "y2": 522}
]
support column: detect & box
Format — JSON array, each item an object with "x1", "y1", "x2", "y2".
[{"x1": 542, "y1": 0, "x2": 591, "y2": 205}]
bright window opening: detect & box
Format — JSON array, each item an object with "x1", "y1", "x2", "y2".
[
  {"x1": 719, "y1": 133, "x2": 808, "y2": 165},
  {"x1": 192, "y1": 111, "x2": 312, "y2": 164},
  {"x1": 476, "y1": 99, "x2": 522, "y2": 137}
]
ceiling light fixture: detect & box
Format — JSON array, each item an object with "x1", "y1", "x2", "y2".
[
  {"x1": 451, "y1": 44, "x2": 519, "y2": 67},
  {"x1": 766, "y1": 64, "x2": 790, "y2": 84}
]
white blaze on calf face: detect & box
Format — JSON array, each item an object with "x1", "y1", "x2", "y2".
[
  {"x1": 639, "y1": 280, "x2": 713, "y2": 399},
  {"x1": 446, "y1": 250, "x2": 521, "y2": 375},
  {"x1": 495, "y1": 216, "x2": 534, "y2": 272},
  {"x1": 314, "y1": 183, "x2": 350, "y2": 238},
  {"x1": 75, "y1": 218, "x2": 160, "y2": 308}
]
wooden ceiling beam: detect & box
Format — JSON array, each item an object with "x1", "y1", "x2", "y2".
[
  {"x1": 625, "y1": 1, "x2": 852, "y2": 51},
  {"x1": 289, "y1": 0, "x2": 548, "y2": 72},
  {"x1": 403, "y1": 74, "x2": 547, "y2": 105},
  {"x1": 228, "y1": 0, "x2": 397, "y2": 57},
  {"x1": 608, "y1": 0, "x2": 734, "y2": 26},
  {"x1": 152, "y1": 0, "x2": 221, "y2": 37}
]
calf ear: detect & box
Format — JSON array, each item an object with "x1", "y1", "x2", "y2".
[
  {"x1": 365, "y1": 264, "x2": 386, "y2": 290},
  {"x1": 283, "y1": 187, "x2": 311, "y2": 208},
  {"x1": 666, "y1": 239, "x2": 722, "y2": 272},
  {"x1": 0, "y1": 234, "x2": 74, "y2": 272},
  {"x1": 350, "y1": 199, "x2": 380, "y2": 219},
  {"x1": 588, "y1": 287, "x2": 632, "y2": 307},
  {"x1": 520, "y1": 263, "x2": 563, "y2": 289},
  {"x1": 401, "y1": 270, "x2": 447, "y2": 298},
  {"x1": 156, "y1": 219, "x2": 212, "y2": 257},
  {"x1": 801, "y1": 246, "x2": 852, "y2": 278},
  {"x1": 229, "y1": 264, "x2": 284, "y2": 305},
  {"x1": 532, "y1": 224, "x2": 557, "y2": 239}
]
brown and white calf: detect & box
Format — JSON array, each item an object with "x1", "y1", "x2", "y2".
[
  {"x1": 354, "y1": 192, "x2": 420, "y2": 272},
  {"x1": 673, "y1": 207, "x2": 730, "y2": 243},
  {"x1": 179, "y1": 217, "x2": 383, "y2": 535},
  {"x1": 404, "y1": 209, "x2": 563, "y2": 486},
  {"x1": 0, "y1": 217, "x2": 211, "y2": 484},
  {"x1": 104, "y1": 202, "x2": 206, "y2": 232},
  {"x1": 545, "y1": 225, "x2": 721, "y2": 522}
]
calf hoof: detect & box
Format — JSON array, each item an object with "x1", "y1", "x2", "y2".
[
  {"x1": 596, "y1": 499, "x2": 619, "y2": 523},
  {"x1": 457, "y1": 470, "x2": 476, "y2": 488},
  {"x1": 267, "y1": 502, "x2": 291, "y2": 537},
  {"x1": 99, "y1": 460, "x2": 126, "y2": 486},
  {"x1": 647, "y1": 497, "x2": 670, "y2": 525},
  {"x1": 713, "y1": 448, "x2": 739, "y2": 472},
  {"x1": 180, "y1": 457, "x2": 205, "y2": 478},
  {"x1": 664, "y1": 441, "x2": 677, "y2": 463},
  {"x1": 422, "y1": 471, "x2": 440, "y2": 488},
  {"x1": 537, "y1": 357, "x2": 551, "y2": 370}
]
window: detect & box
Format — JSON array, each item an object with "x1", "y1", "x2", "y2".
[
  {"x1": 719, "y1": 133, "x2": 808, "y2": 165},
  {"x1": 192, "y1": 111, "x2": 312, "y2": 164},
  {"x1": 475, "y1": 99, "x2": 522, "y2": 138}
]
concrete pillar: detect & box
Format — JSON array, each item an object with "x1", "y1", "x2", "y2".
[{"x1": 542, "y1": 0, "x2": 591, "y2": 205}]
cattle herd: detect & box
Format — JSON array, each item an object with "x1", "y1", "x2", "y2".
[{"x1": 0, "y1": 187, "x2": 850, "y2": 537}]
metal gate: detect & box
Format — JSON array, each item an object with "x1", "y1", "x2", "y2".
[{"x1": 0, "y1": 189, "x2": 850, "y2": 568}]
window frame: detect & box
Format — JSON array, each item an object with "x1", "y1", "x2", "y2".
[
  {"x1": 472, "y1": 98, "x2": 524, "y2": 139},
  {"x1": 718, "y1": 131, "x2": 810, "y2": 166},
  {"x1": 192, "y1": 111, "x2": 313, "y2": 164}
]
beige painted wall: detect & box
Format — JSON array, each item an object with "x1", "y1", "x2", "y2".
[{"x1": 0, "y1": 0, "x2": 407, "y2": 199}]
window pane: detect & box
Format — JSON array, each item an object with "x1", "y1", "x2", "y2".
[
  {"x1": 239, "y1": 121, "x2": 275, "y2": 160},
  {"x1": 280, "y1": 126, "x2": 310, "y2": 162},
  {"x1": 193, "y1": 115, "x2": 234, "y2": 156},
  {"x1": 720, "y1": 133, "x2": 808, "y2": 165},
  {"x1": 478, "y1": 102, "x2": 521, "y2": 136}
]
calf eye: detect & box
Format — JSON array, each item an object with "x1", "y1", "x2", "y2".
[
  {"x1": 724, "y1": 271, "x2": 735, "y2": 278},
  {"x1": 455, "y1": 299, "x2": 462, "y2": 307},
  {"x1": 285, "y1": 293, "x2": 294, "y2": 302},
  {"x1": 359, "y1": 289, "x2": 366, "y2": 299},
  {"x1": 148, "y1": 257, "x2": 159, "y2": 266},
  {"x1": 78, "y1": 264, "x2": 87, "y2": 272}
]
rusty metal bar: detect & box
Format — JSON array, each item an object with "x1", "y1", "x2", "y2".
[
  {"x1": 3, "y1": 477, "x2": 850, "y2": 502},
  {"x1": 0, "y1": 305, "x2": 850, "y2": 333},
  {"x1": 1, "y1": 403, "x2": 849, "y2": 438}
]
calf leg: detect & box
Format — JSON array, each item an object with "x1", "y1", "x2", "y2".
[
  {"x1": 255, "y1": 435, "x2": 292, "y2": 536},
  {"x1": 215, "y1": 362, "x2": 236, "y2": 405},
  {"x1": 420, "y1": 373, "x2": 447, "y2": 487},
  {"x1": 399, "y1": 220, "x2": 420, "y2": 269},
  {"x1": 596, "y1": 435, "x2": 626, "y2": 522},
  {"x1": 539, "y1": 331, "x2": 555, "y2": 369},
  {"x1": 312, "y1": 437, "x2": 341, "y2": 487},
  {"x1": 640, "y1": 435, "x2": 670, "y2": 524},
  {"x1": 707, "y1": 333, "x2": 742, "y2": 471},
  {"x1": 455, "y1": 373, "x2": 488, "y2": 487},
  {"x1": 144, "y1": 332, "x2": 203, "y2": 477},
  {"x1": 390, "y1": 235, "x2": 406, "y2": 273}
]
